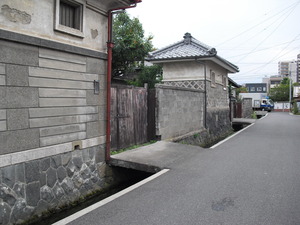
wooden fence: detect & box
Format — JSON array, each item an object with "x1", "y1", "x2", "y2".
[{"x1": 111, "y1": 85, "x2": 155, "y2": 150}]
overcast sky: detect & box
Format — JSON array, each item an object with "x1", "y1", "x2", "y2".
[{"x1": 127, "y1": 0, "x2": 300, "y2": 85}]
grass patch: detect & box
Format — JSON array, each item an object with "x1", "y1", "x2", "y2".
[
  {"x1": 111, "y1": 140, "x2": 157, "y2": 155},
  {"x1": 251, "y1": 111, "x2": 257, "y2": 119}
]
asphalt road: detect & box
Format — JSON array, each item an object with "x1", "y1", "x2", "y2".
[{"x1": 66, "y1": 112, "x2": 300, "y2": 225}]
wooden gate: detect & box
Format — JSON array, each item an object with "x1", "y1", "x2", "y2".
[
  {"x1": 236, "y1": 102, "x2": 242, "y2": 118},
  {"x1": 111, "y1": 86, "x2": 149, "y2": 150}
]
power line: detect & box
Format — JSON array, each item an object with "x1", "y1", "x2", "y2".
[
  {"x1": 224, "y1": 38, "x2": 300, "y2": 59},
  {"x1": 215, "y1": 1, "x2": 300, "y2": 47},
  {"x1": 236, "y1": 2, "x2": 300, "y2": 63},
  {"x1": 240, "y1": 33, "x2": 300, "y2": 75}
]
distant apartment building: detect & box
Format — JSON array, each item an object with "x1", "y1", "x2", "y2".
[
  {"x1": 278, "y1": 60, "x2": 297, "y2": 82},
  {"x1": 269, "y1": 76, "x2": 283, "y2": 88},
  {"x1": 278, "y1": 61, "x2": 292, "y2": 77},
  {"x1": 245, "y1": 83, "x2": 267, "y2": 93},
  {"x1": 290, "y1": 61, "x2": 297, "y2": 83}
]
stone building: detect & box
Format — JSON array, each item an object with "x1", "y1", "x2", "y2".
[
  {"x1": 147, "y1": 33, "x2": 239, "y2": 142},
  {"x1": 0, "y1": 0, "x2": 140, "y2": 224}
]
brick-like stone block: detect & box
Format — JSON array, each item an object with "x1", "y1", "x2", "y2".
[
  {"x1": 0, "y1": 129, "x2": 40, "y2": 154},
  {"x1": 0, "y1": 201, "x2": 11, "y2": 225},
  {"x1": 95, "y1": 145, "x2": 105, "y2": 163},
  {"x1": 0, "y1": 40, "x2": 38, "y2": 66},
  {"x1": 6, "y1": 64, "x2": 29, "y2": 86},
  {"x1": 25, "y1": 182, "x2": 40, "y2": 206},
  {"x1": 25, "y1": 161, "x2": 40, "y2": 184},
  {"x1": 86, "y1": 57, "x2": 106, "y2": 74},
  {"x1": 1, "y1": 166, "x2": 15, "y2": 188},
  {"x1": 0, "y1": 75, "x2": 5, "y2": 86},
  {"x1": 40, "y1": 158, "x2": 50, "y2": 172},
  {"x1": 15, "y1": 164, "x2": 25, "y2": 183},
  {"x1": 40, "y1": 123, "x2": 86, "y2": 137},
  {"x1": 7, "y1": 109, "x2": 29, "y2": 130},
  {"x1": 46, "y1": 167, "x2": 57, "y2": 188},
  {"x1": 87, "y1": 121, "x2": 106, "y2": 138},
  {"x1": 51, "y1": 155, "x2": 62, "y2": 169},
  {"x1": 86, "y1": 89, "x2": 106, "y2": 106},
  {"x1": 0, "y1": 87, "x2": 39, "y2": 109}
]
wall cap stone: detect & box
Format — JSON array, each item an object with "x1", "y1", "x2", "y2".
[
  {"x1": 155, "y1": 84, "x2": 204, "y2": 93},
  {"x1": 0, "y1": 136, "x2": 106, "y2": 168}
]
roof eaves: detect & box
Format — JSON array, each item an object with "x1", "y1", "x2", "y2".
[
  {"x1": 228, "y1": 77, "x2": 241, "y2": 88},
  {"x1": 215, "y1": 55, "x2": 239, "y2": 72},
  {"x1": 146, "y1": 55, "x2": 213, "y2": 63}
]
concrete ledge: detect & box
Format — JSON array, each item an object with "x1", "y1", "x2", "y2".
[
  {"x1": 232, "y1": 118, "x2": 256, "y2": 125},
  {"x1": 0, "y1": 135, "x2": 106, "y2": 168},
  {"x1": 109, "y1": 158, "x2": 161, "y2": 174},
  {"x1": 255, "y1": 111, "x2": 268, "y2": 116},
  {"x1": 0, "y1": 29, "x2": 107, "y2": 60}
]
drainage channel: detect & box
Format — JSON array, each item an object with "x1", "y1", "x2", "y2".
[{"x1": 30, "y1": 167, "x2": 153, "y2": 225}]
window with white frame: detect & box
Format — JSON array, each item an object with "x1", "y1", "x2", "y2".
[
  {"x1": 55, "y1": 0, "x2": 85, "y2": 38},
  {"x1": 210, "y1": 70, "x2": 216, "y2": 87},
  {"x1": 222, "y1": 75, "x2": 227, "y2": 86}
]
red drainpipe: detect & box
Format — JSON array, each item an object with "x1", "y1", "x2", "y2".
[{"x1": 105, "y1": 0, "x2": 142, "y2": 162}]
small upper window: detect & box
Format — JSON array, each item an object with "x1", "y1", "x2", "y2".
[
  {"x1": 257, "y1": 87, "x2": 262, "y2": 92},
  {"x1": 250, "y1": 87, "x2": 255, "y2": 92},
  {"x1": 210, "y1": 70, "x2": 216, "y2": 87},
  {"x1": 55, "y1": 0, "x2": 85, "y2": 38},
  {"x1": 222, "y1": 75, "x2": 226, "y2": 86},
  {"x1": 59, "y1": 1, "x2": 82, "y2": 30}
]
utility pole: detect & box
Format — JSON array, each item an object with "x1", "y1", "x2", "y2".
[{"x1": 289, "y1": 71, "x2": 292, "y2": 112}]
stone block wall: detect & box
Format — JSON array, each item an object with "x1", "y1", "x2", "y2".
[
  {"x1": 155, "y1": 84, "x2": 204, "y2": 140},
  {"x1": 156, "y1": 81, "x2": 233, "y2": 145},
  {"x1": 242, "y1": 98, "x2": 253, "y2": 118},
  {"x1": 0, "y1": 145, "x2": 112, "y2": 224},
  {"x1": 0, "y1": 39, "x2": 107, "y2": 154},
  {"x1": 206, "y1": 108, "x2": 232, "y2": 140}
]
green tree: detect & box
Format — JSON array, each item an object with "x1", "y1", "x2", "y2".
[
  {"x1": 236, "y1": 86, "x2": 248, "y2": 96},
  {"x1": 128, "y1": 65, "x2": 162, "y2": 88},
  {"x1": 112, "y1": 12, "x2": 153, "y2": 78},
  {"x1": 269, "y1": 78, "x2": 291, "y2": 101}
]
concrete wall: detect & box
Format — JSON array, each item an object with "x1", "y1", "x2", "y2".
[
  {"x1": 155, "y1": 84, "x2": 204, "y2": 140},
  {"x1": 274, "y1": 102, "x2": 290, "y2": 112}
]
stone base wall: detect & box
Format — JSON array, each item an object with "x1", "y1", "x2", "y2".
[
  {"x1": 176, "y1": 108, "x2": 233, "y2": 148},
  {"x1": 206, "y1": 108, "x2": 232, "y2": 140},
  {"x1": 242, "y1": 98, "x2": 253, "y2": 118},
  {"x1": 0, "y1": 145, "x2": 124, "y2": 225}
]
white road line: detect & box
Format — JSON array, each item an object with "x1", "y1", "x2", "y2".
[
  {"x1": 210, "y1": 123, "x2": 255, "y2": 149},
  {"x1": 259, "y1": 113, "x2": 269, "y2": 120},
  {"x1": 53, "y1": 169, "x2": 170, "y2": 225}
]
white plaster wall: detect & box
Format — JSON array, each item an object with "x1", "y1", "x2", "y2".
[
  {"x1": 0, "y1": 0, "x2": 107, "y2": 52},
  {"x1": 162, "y1": 61, "x2": 204, "y2": 81},
  {"x1": 162, "y1": 60, "x2": 228, "y2": 85},
  {"x1": 206, "y1": 61, "x2": 228, "y2": 85}
]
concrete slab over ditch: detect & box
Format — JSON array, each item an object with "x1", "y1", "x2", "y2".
[
  {"x1": 109, "y1": 141, "x2": 204, "y2": 173},
  {"x1": 232, "y1": 118, "x2": 256, "y2": 125}
]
